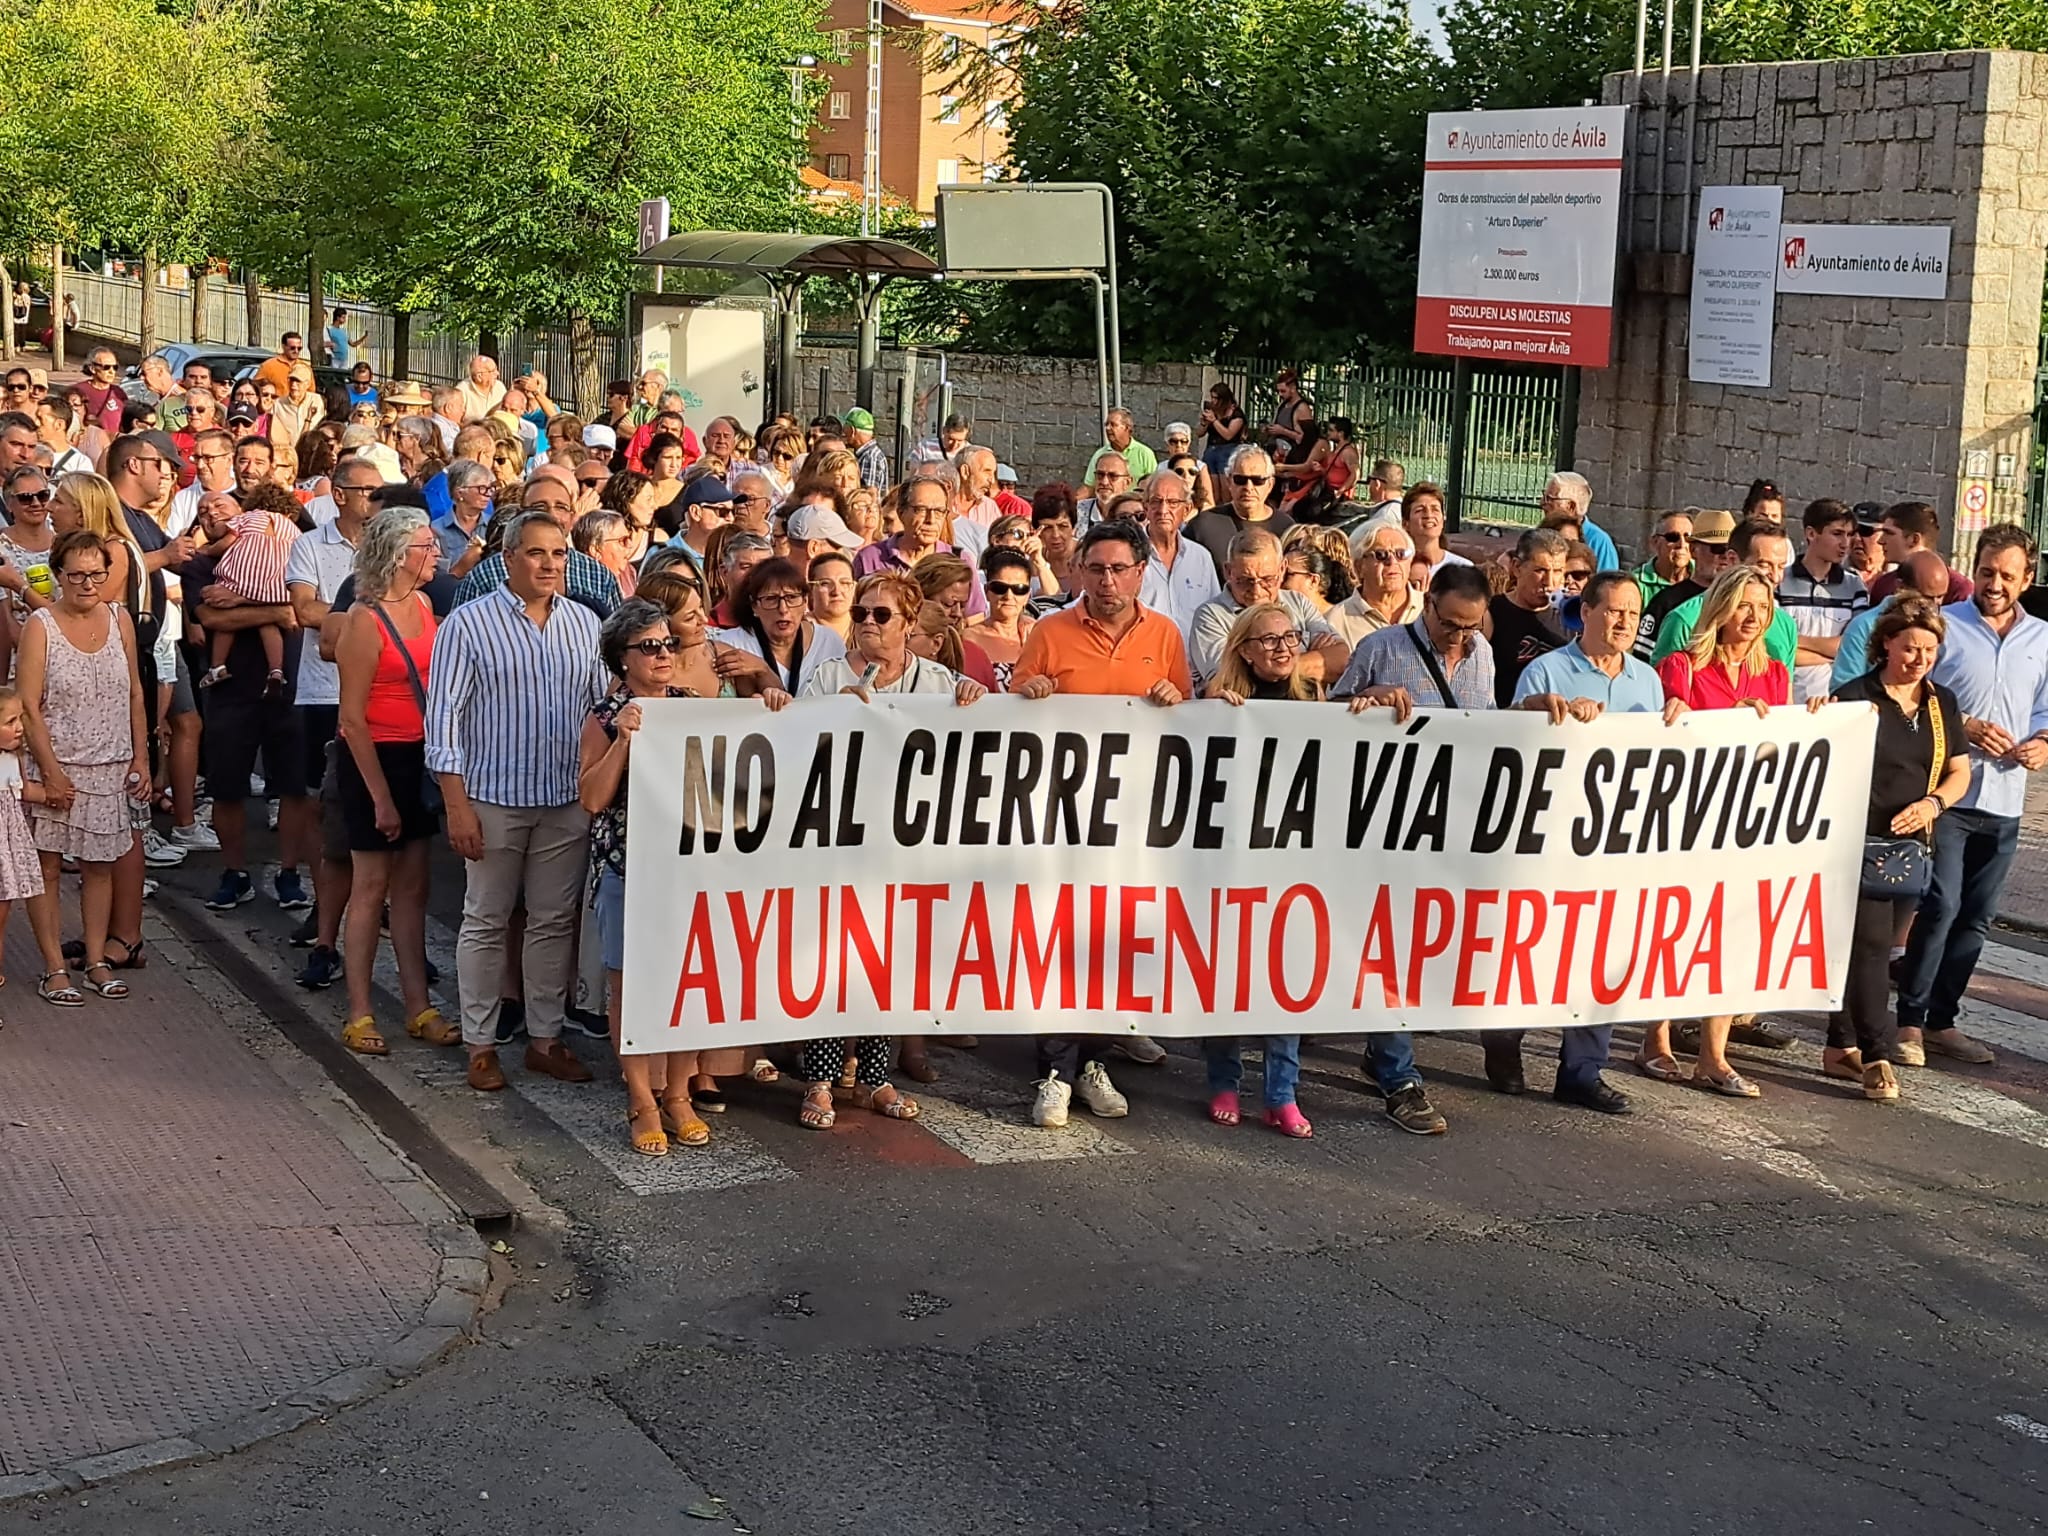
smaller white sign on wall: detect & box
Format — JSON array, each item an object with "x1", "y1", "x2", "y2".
[
  {"x1": 1776, "y1": 224, "x2": 1952, "y2": 300},
  {"x1": 1689, "y1": 186, "x2": 1783, "y2": 388}
]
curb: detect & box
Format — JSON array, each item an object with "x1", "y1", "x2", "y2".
[
  {"x1": 1996, "y1": 915, "x2": 2048, "y2": 941},
  {"x1": 0, "y1": 1223, "x2": 492, "y2": 1507}
]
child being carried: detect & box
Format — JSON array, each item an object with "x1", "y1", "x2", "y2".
[{"x1": 196, "y1": 483, "x2": 306, "y2": 698}]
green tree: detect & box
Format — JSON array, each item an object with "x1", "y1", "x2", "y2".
[
  {"x1": 266, "y1": 0, "x2": 829, "y2": 406},
  {"x1": 1439, "y1": 0, "x2": 1641, "y2": 112},
  {"x1": 943, "y1": 0, "x2": 1443, "y2": 363}
]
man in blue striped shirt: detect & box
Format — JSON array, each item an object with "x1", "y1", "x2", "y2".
[{"x1": 428, "y1": 508, "x2": 610, "y2": 1092}]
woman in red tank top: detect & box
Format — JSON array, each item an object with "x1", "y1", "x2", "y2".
[{"x1": 333, "y1": 509, "x2": 447, "y2": 1059}]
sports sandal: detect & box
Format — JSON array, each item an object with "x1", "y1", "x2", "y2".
[{"x1": 38, "y1": 971, "x2": 83, "y2": 1008}]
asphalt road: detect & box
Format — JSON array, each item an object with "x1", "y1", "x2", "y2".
[{"x1": 8, "y1": 835, "x2": 2048, "y2": 1535}]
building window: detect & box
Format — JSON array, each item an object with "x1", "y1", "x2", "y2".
[
  {"x1": 832, "y1": 28, "x2": 851, "y2": 54},
  {"x1": 984, "y1": 101, "x2": 1006, "y2": 129},
  {"x1": 826, "y1": 153, "x2": 853, "y2": 180},
  {"x1": 936, "y1": 158, "x2": 960, "y2": 185},
  {"x1": 939, "y1": 34, "x2": 961, "y2": 61},
  {"x1": 829, "y1": 91, "x2": 851, "y2": 120},
  {"x1": 939, "y1": 94, "x2": 960, "y2": 124}
]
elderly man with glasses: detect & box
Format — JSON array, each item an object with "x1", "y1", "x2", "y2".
[
  {"x1": 1136, "y1": 469, "x2": 1219, "y2": 633},
  {"x1": 1186, "y1": 527, "x2": 1348, "y2": 689},
  {"x1": 75, "y1": 349, "x2": 129, "y2": 435},
  {"x1": 1328, "y1": 522, "x2": 1423, "y2": 648}
]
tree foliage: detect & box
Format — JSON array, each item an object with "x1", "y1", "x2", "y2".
[
  {"x1": 264, "y1": 0, "x2": 827, "y2": 335},
  {"x1": 944, "y1": 0, "x2": 1443, "y2": 363}
]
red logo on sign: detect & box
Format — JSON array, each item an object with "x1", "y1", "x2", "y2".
[
  {"x1": 1965, "y1": 484, "x2": 1989, "y2": 514},
  {"x1": 1708, "y1": 208, "x2": 1724, "y2": 230},
  {"x1": 1783, "y1": 237, "x2": 1805, "y2": 269},
  {"x1": 1447, "y1": 130, "x2": 1459, "y2": 147}
]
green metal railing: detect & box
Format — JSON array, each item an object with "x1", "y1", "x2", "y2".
[{"x1": 1216, "y1": 356, "x2": 1566, "y2": 527}]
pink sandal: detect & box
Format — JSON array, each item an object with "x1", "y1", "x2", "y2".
[
  {"x1": 1208, "y1": 1091, "x2": 1240, "y2": 1126},
  {"x1": 1265, "y1": 1104, "x2": 1314, "y2": 1139}
]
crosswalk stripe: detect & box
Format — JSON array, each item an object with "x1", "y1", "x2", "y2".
[{"x1": 1976, "y1": 939, "x2": 2048, "y2": 995}]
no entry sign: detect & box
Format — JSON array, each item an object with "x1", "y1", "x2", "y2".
[{"x1": 1415, "y1": 107, "x2": 1629, "y2": 368}]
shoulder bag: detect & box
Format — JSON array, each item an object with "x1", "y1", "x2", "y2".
[
  {"x1": 369, "y1": 601, "x2": 444, "y2": 814},
  {"x1": 1402, "y1": 622, "x2": 1460, "y2": 710},
  {"x1": 1859, "y1": 685, "x2": 1945, "y2": 901}
]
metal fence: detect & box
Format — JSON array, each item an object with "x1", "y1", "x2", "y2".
[
  {"x1": 61, "y1": 270, "x2": 632, "y2": 416},
  {"x1": 1217, "y1": 356, "x2": 1566, "y2": 527}
]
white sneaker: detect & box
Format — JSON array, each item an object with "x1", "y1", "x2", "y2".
[
  {"x1": 142, "y1": 877, "x2": 159, "y2": 900},
  {"x1": 1076, "y1": 1061, "x2": 1129, "y2": 1118},
  {"x1": 172, "y1": 821, "x2": 221, "y2": 852},
  {"x1": 1032, "y1": 1073, "x2": 1071, "y2": 1128},
  {"x1": 141, "y1": 828, "x2": 187, "y2": 867},
  {"x1": 1114, "y1": 1034, "x2": 1167, "y2": 1065}
]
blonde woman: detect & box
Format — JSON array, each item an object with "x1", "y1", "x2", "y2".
[
  {"x1": 810, "y1": 447, "x2": 861, "y2": 501},
  {"x1": 1642, "y1": 564, "x2": 1790, "y2": 1097},
  {"x1": 1204, "y1": 600, "x2": 1323, "y2": 703}
]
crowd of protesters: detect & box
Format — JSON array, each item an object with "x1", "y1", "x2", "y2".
[{"x1": 3, "y1": 348, "x2": 2042, "y2": 1156}]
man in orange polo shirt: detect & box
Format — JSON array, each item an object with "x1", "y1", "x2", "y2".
[{"x1": 1011, "y1": 517, "x2": 1191, "y2": 1127}]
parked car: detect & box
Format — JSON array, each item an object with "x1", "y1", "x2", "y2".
[{"x1": 121, "y1": 344, "x2": 270, "y2": 405}]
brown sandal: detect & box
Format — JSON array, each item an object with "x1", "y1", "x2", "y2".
[
  {"x1": 853, "y1": 1083, "x2": 920, "y2": 1121},
  {"x1": 798, "y1": 1082, "x2": 837, "y2": 1130},
  {"x1": 341, "y1": 1016, "x2": 389, "y2": 1056}
]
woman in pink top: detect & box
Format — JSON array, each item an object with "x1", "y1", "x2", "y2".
[{"x1": 1645, "y1": 566, "x2": 1789, "y2": 1098}]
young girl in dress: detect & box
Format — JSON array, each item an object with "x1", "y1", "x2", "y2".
[
  {"x1": 195, "y1": 483, "x2": 303, "y2": 697},
  {"x1": 0, "y1": 686, "x2": 48, "y2": 1001}
]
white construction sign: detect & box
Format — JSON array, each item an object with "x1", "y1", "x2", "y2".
[
  {"x1": 1415, "y1": 105, "x2": 1628, "y2": 367},
  {"x1": 1688, "y1": 187, "x2": 1784, "y2": 388}
]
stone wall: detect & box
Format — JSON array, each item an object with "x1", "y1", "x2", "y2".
[
  {"x1": 1579, "y1": 51, "x2": 2048, "y2": 555},
  {"x1": 795, "y1": 346, "x2": 1218, "y2": 489}
]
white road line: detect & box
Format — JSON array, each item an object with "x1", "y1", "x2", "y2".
[
  {"x1": 1997, "y1": 1413, "x2": 2048, "y2": 1444},
  {"x1": 1975, "y1": 939, "x2": 2048, "y2": 993},
  {"x1": 515, "y1": 1073, "x2": 796, "y2": 1196},
  {"x1": 915, "y1": 1092, "x2": 1136, "y2": 1163}
]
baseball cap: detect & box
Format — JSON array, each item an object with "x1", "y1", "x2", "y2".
[
  {"x1": 358, "y1": 442, "x2": 405, "y2": 484},
  {"x1": 136, "y1": 429, "x2": 186, "y2": 474},
  {"x1": 27, "y1": 367, "x2": 48, "y2": 388},
  {"x1": 786, "y1": 502, "x2": 863, "y2": 549},
  {"x1": 679, "y1": 478, "x2": 734, "y2": 510},
  {"x1": 1692, "y1": 508, "x2": 1737, "y2": 543},
  {"x1": 226, "y1": 406, "x2": 257, "y2": 428},
  {"x1": 842, "y1": 407, "x2": 875, "y2": 432},
  {"x1": 1852, "y1": 500, "x2": 1885, "y2": 532},
  {"x1": 996, "y1": 462, "x2": 1018, "y2": 485},
  {"x1": 582, "y1": 423, "x2": 617, "y2": 450}
]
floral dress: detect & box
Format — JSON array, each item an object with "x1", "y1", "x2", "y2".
[{"x1": 27, "y1": 608, "x2": 135, "y2": 862}]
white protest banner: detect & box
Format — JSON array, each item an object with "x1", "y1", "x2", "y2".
[
  {"x1": 1777, "y1": 224, "x2": 1952, "y2": 300},
  {"x1": 1688, "y1": 186, "x2": 1783, "y2": 387},
  {"x1": 1415, "y1": 105, "x2": 1628, "y2": 367},
  {"x1": 618, "y1": 697, "x2": 1874, "y2": 1055}
]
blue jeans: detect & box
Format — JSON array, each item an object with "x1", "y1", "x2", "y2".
[
  {"x1": 1362, "y1": 1033, "x2": 1423, "y2": 1094},
  {"x1": 1489, "y1": 1027, "x2": 1613, "y2": 1086},
  {"x1": 1898, "y1": 806, "x2": 2019, "y2": 1032},
  {"x1": 1205, "y1": 1036, "x2": 1302, "y2": 1106}
]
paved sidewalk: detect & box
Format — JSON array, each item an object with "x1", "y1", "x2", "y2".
[
  {"x1": 1996, "y1": 773, "x2": 2048, "y2": 932},
  {"x1": 0, "y1": 903, "x2": 470, "y2": 1484}
]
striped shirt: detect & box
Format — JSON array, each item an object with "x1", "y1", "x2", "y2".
[
  {"x1": 453, "y1": 548, "x2": 620, "y2": 619},
  {"x1": 424, "y1": 585, "x2": 608, "y2": 807},
  {"x1": 1333, "y1": 619, "x2": 1496, "y2": 710},
  {"x1": 215, "y1": 509, "x2": 301, "y2": 604}
]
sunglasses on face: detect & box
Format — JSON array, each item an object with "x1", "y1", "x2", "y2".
[
  {"x1": 1657, "y1": 531, "x2": 1691, "y2": 544},
  {"x1": 1232, "y1": 474, "x2": 1272, "y2": 486},
  {"x1": 985, "y1": 581, "x2": 1031, "y2": 598},
  {"x1": 850, "y1": 605, "x2": 897, "y2": 625},
  {"x1": 9, "y1": 488, "x2": 52, "y2": 504},
  {"x1": 88, "y1": 362, "x2": 115, "y2": 373},
  {"x1": 627, "y1": 636, "x2": 682, "y2": 655},
  {"x1": 1365, "y1": 548, "x2": 1407, "y2": 564}
]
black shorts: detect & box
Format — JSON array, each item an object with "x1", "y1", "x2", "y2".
[
  {"x1": 335, "y1": 740, "x2": 441, "y2": 851},
  {"x1": 204, "y1": 693, "x2": 309, "y2": 803},
  {"x1": 299, "y1": 704, "x2": 340, "y2": 790}
]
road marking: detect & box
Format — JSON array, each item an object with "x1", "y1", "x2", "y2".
[
  {"x1": 1980, "y1": 940, "x2": 2048, "y2": 990},
  {"x1": 1997, "y1": 1413, "x2": 2048, "y2": 1443},
  {"x1": 1949, "y1": 998, "x2": 2048, "y2": 1063},
  {"x1": 516, "y1": 1072, "x2": 796, "y2": 1196}
]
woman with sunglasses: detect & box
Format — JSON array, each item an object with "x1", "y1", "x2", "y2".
[
  {"x1": 0, "y1": 465, "x2": 58, "y2": 628},
  {"x1": 966, "y1": 547, "x2": 1036, "y2": 689},
  {"x1": 757, "y1": 426, "x2": 804, "y2": 498},
  {"x1": 1562, "y1": 543, "x2": 1596, "y2": 597},
  {"x1": 793, "y1": 571, "x2": 982, "y2": 1130},
  {"x1": 599, "y1": 468, "x2": 657, "y2": 565},
  {"x1": 634, "y1": 567, "x2": 729, "y2": 699},
  {"x1": 1199, "y1": 600, "x2": 1321, "y2": 1135},
  {"x1": 580, "y1": 598, "x2": 752, "y2": 1153}
]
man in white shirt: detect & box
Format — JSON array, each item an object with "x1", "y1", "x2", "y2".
[
  {"x1": 1186, "y1": 527, "x2": 1349, "y2": 689},
  {"x1": 1326, "y1": 522, "x2": 1423, "y2": 648},
  {"x1": 1135, "y1": 469, "x2": 1218, "y2": 635},
  {"x1": 282, "y1": 459, "x2": 376, "y2": 988},
  {"x1": 946, "y1": 446, "x2": 1004, "y2": 559},
  {"x1": 456, "y1": 355, "x2": 507, "y2": 423}
]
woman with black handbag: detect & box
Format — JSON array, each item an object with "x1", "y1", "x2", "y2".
[
  {"x1": 1829, "y1": 598, "x2": 1971, "y2": 1102},
  {"x1": 332, "y1": 509, "x2": 453, "y2": 1057}
]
